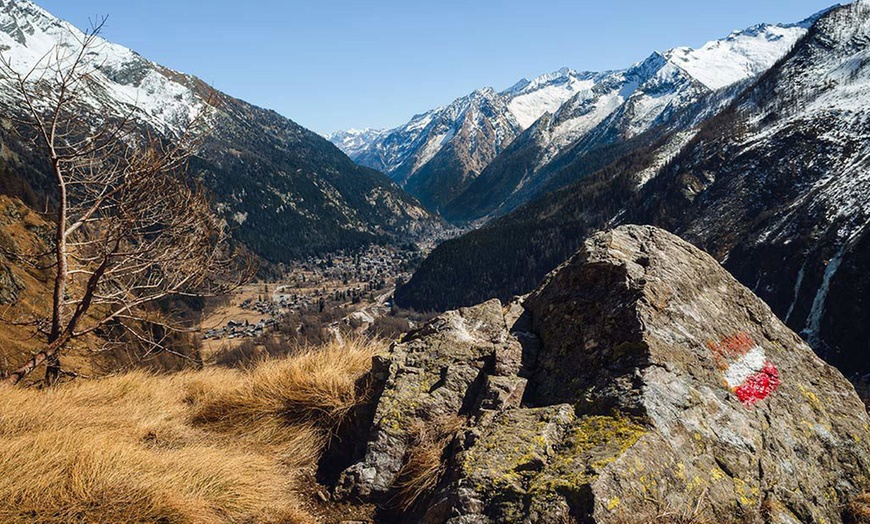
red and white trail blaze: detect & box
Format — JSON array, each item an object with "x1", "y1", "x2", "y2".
[{"x1": 707, "y1": 332, "x2": 780, "y2": 406}]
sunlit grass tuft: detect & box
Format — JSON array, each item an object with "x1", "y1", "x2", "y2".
[{"x1": 0, "y1": 336, "x2": 383, "y2": 523}]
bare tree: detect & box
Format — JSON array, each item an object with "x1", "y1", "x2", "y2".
[{"x1": 0, "y1": 19, "x2": 251, "y2": 386}]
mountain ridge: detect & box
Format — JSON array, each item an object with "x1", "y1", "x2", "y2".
[
  {"x1": 330, "y1": 19, "x2": 810, "y2": 223},
  {"x1": 0, "y1": 0, "x2": 440, "y2": 261}
]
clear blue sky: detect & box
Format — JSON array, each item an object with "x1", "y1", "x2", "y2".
[{"x1": 37, "y1": 0, "x2": 837, "y2": 135}]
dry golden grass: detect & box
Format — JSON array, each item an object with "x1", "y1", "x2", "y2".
[
  {"x1": 847, "y1": 493, "x2": 870, "y2": 524},
  {"x1": 390, "y1": 414, "x2": 465, "y2": 512},
  {"x1": 0, "y1": 336, "x2": 383, "y2": 524}
]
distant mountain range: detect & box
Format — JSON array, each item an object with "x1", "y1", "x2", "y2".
[
  {"x1": 0, "y1": 0, "x2": 440, "y2": 262},
  {"x1": 396, "y1": 1, "x2": 870, "y2": 379},
  {"x1": 329, "y1": 20, "x2": 812, "y2": 222}
]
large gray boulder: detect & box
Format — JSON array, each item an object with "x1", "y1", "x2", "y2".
[{"x1": 339, "y1": 225, "x2": 870, "y2": 523}]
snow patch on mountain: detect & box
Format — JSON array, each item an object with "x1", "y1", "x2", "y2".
[
  {"x1": 666, "y1": 23, "x2": 808, "y2": 90},
  {"x1": 0, "y1": 0, "x2": 206, "y2": 136},
  {"x1": 416, "y1": 128, "x2": 455, "y2": 169},
  {"x1": 635, "y1": 130, "x2": 698, "y2": 187},
  {"x1": 502, "y1": 68, "x2": 606, "y2": 129},
  {"x1": 540, "y1": 88, "x2": 627, "y2": 164}
]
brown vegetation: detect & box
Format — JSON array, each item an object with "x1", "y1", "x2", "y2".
[
  {"x1": 0, "y1": 195, "x2": 201, "y2": 381},
  {"x1": 0, "y1": 336, "x2": 382, "y2": 523},
  {"x1": 390, "y1": 415, "x2": 465, "y2": 513},
  {"x1": 846, "y1": 493, "x2": 870, "y2": 524}
]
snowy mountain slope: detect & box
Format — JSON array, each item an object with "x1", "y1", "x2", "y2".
[
  {"x1": 329, "y1": 68, "x2": 605, "y2": 208},
  {"x1": 666, "y1": 21, "x2": 817, "y2": 90},
  {"x1": 501, "y1": 67, "x2": 609, "y2": 129},
  {"x1": 325, "y1": 128, "x2": 385, "y2": 159},
  {"x1": 0, "y1": 0, "x2": 438, "y2": 260},
  {"x1": 399, "y1": 2, "x2": 870, "y2": 378},
  {"x1": 441, "y1": 22, "x2": 810, "y2": 223},
  {"x1": 0, "y1": 0, "x2": 204, "y2": 137}
]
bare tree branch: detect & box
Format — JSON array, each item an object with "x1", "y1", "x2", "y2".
[{"x1": 0, "y1": 19, "x2": 253, "y2": 386}]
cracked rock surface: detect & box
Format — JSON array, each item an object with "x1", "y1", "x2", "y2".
[{"x1": 338, "y1": 225, "x2": 870, "y2": 523}]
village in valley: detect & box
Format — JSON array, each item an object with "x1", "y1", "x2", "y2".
[{"x1": 198, "y1": 242, "x2": 433, "y2": 361}]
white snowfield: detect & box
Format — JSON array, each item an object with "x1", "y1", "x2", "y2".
[
  {"x1": 0, "y1": 0, "x2": 206, "y2": 137},
  {"x1": 667, "y1": 23, "x2": 810, "y2": 91},
  {"x1": 503, "y1": 68, "x2": 606, "y2": 130}
]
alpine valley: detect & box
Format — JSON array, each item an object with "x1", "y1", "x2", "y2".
[
  {"x1": 4, "y1": 1, "x2": 870, "y2": 523},
  {"x1": 0, "y1": 0, "x2": 440, "y2": 263}
]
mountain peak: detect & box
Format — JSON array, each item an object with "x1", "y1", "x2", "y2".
[
  {"x1": 471, "y1": 86, "x2": 498, "y2": 98},
  {"x1": 661, "y1": 21, "x2": 809, "y2": 90},
  {"x1": 627, "y1": 51, "x2": 669, "y2": 78},
  {"x1": 503, "y1": 67, "x2": 603, "y2": 129}
]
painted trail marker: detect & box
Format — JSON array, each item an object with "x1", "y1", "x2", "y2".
[{"x1": 707, "y1": 332, "x2": 780, "y2": 406}]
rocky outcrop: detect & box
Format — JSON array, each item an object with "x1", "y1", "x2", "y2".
[
  {"x1": 335, "y1": 299, "x2": 526, "y2": 499},
  {"x1": 339, "y1": 225, "x2": 870, "y2": 523}
]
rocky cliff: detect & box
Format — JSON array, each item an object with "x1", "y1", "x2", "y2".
[{"x1": 339, "y1": 226, "x2": 870, "y2": 523}]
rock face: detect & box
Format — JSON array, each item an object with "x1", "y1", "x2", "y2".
[
  {"x1": 339, "y1": 225, "x2": 870, "y2": 523},
  {"x1": 336, "y1": 299, "x2": 526, "y2": 498}
]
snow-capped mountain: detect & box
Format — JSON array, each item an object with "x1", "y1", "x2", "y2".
[
  {"x1": 399, "y1": 2, "x2": 870, "y2": 378},
  {"x1": 0, "y1": 0, "x2": 437, "y2": 260},
  {"x1": 443, "y1": 20, "x2": 812, "y2": 222},
  {"x1": 333, "y1": 19, "x2": 810, "y2": 222},
  {"x1": 0, "y1": 0, "x2": 203, "y2": 137},
  {"x1": 325, "y1": 128, "x2": 385, "y2": 159},
  {"x1": 329, "y1": 68, "x2": 605, "y2": 209}
]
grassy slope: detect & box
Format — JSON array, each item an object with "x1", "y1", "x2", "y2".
[
  {"x1": 0, "y1": 194, "x2": 87, "y2": 375},
  {"x1": 0, "y1": 337, "x2": 382, "y2": 523},
  {"x1": 0, "y1": 194, "x2": 209, "y2": 382}
]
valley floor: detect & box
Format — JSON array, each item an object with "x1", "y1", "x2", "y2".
[{"x1": 198, "y1": 243, "x2": 437, "y2": 364}]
